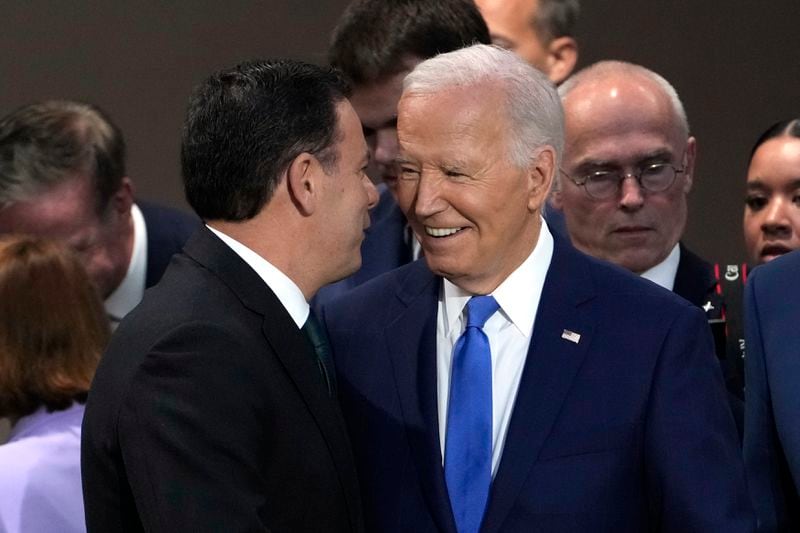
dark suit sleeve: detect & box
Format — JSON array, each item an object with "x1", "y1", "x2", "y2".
[
  {"x1": 743, "y1": 270, "x2": 788, "y2": 531},
  {"x1": 117, "y1": 322, "x2": 273, "y2": 532},
  {"x1": 644, "y1": 305, "x2": 754, "y2": 532}
]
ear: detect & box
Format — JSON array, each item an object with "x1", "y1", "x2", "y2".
[
  {"x1": 545, "y1": 36, "x2": 578, "y2": 85},
  {"x1": 112, "y1": 176, "x2": 135, "y2": 215},
  {"x1": 682, "y1": 136, "x2": 697, "y2": 194},
  {"x1": 286, "y1": 152, "x2": 321, "y2": 216},
  {"x1": 527, "y1": 146, "x2": 556, "y2": 212}
]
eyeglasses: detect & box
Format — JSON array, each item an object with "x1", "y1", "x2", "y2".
[{"x1": 561, "y1": 163, "x2": 685, "y2": 200}]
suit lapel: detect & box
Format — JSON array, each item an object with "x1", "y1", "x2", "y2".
[
  {"x1": 183, "y1": 228, "x2": 362, "y2": 529},
  {"x1": 262, "y1": 309, "x2": 363, "y2": 527},
  {"x1": 384, "y1": 262, "x2": 459, "y2": 533},
  {"x1": 482, "y1": 240, "x2": 596, "y2": 533},
  {"x1": 673, "y1": 242, "x2": 716, "y2": 307}
]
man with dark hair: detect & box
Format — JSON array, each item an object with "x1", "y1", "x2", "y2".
[
  {"x1": 0, "y1": 101, "x2": 198, "y2": 326},
  {"x1": 317, "y1": 0, "x2": 491, "y2": 305},
  {"x1": 81, "y1": 59, "x2": 377, "y2": 532},
  {"x1": 475, "y1": 0, "x2": 579, "y2": 84}
]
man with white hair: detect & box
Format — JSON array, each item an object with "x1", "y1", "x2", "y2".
[{"x1": 323, "y1": 44, "x2": 753, "y2": 532}]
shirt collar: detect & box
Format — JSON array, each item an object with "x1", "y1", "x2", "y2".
[
  {"x1": 206, "y1": 225, "x2": 309, "y2": 328},
  {"x1": 441, "y1": 219, "x2": 554, "y2": 337},
  {"x1": 105, "y1": 203, "x2": 146, "y2": 322},
  {"x1": 640, "y1": 243, "x2": 681, "y2": 291}
]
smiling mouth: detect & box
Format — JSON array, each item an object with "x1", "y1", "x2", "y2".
[{"x1": 425, "y1": 226, "x2": 464, "y2": 238}]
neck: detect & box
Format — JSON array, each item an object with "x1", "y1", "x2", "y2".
[{"x1": 208, "y1": 216, "x2": 321, "y2": 301}]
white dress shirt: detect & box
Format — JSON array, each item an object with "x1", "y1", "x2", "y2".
[
  {"x1": 437, "y1": 220, "x2": 554, "y2": 476},
  {"x1": 0, "y1": 403, "x2": 86, "y2": 533},
  {"x1": 640, "y1": 243, "x2": 681, "y2": 291},
  {"x1": 105, "y1": 203, "x2": 147, "y2": 325},
  {"x1": 207, "y1": 225, "x2": 309, "y2": 328}
]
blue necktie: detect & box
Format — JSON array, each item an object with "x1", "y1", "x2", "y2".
[{"x1": 444, "y1": 295, "x2": 499, "y2": 533}]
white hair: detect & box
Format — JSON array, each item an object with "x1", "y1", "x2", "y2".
[
  {"x1": 558, "y1": 60, "x2": 690, "y2": 137},
  {"x1": 402, "y1": 44, "x2": 564, "y2": 169}
]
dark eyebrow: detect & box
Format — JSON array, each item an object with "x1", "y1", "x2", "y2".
[{"x1": 746, "y1": 180, "x2": 768, "y2": 192}]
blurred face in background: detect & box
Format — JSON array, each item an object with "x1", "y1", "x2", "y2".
[
  {"x1": 475, "y1": 0, "x2": 577, "y2": 84},
  {"x1": 743, "y1": 135, "x2": 800, "y2": 265},
  {"x1": 349, "y1": 59, "x2": 421, "y2": 200},
  {"x1": 0, "y1": 175, "x2": 133, "y2": 299}
]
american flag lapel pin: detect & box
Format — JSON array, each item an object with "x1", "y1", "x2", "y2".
[{"x1": 561, "y1": 329, "x2": 581, "y2": 344}]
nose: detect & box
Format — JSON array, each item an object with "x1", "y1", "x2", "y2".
[
  {"x1": 413, "y1": 173, "x2": 446, "y2": 219},
  {"x1": 373, "y1": 128, "x2": 399, "y2": 167},
  {"x1": 618, "y1": 175, "x2": 645, "y2": 211},
  {"x1": 761, "y1": 197, "x2": 791, "y2": 236},
  {"x1": 364, "y1": 176, "x2": 379, "y2": 209}
]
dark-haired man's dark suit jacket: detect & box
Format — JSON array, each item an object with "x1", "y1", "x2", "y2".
[
  {"x1": 82, "y1": 228, "x2": 363, "y2": 532},
  {"x1": 744, "y1": 250, "x2": 800, "y2": 531},
  {"x1": 322, "y1": 237, "x2": 753, "y2": 532}
]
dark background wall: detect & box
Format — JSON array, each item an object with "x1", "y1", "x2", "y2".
[{"x1": 2, "y1": 1, "x2": 798, "y2": 262}]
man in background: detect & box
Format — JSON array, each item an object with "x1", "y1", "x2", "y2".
[
  {"x1": 549, "y1": 62, "x2": 745, "y2": 410},
  {"x1": 318, "y1": 0, "x2": 491, "y2": 304},
  {"x1": 475, "y1": 0, "x2": 579, "y2": 84},
  {"x1": 0, "y1": 100, "x2": 198, "y2": 327},
  {"x1": 82, "y1": 59, "x2": 377, "y2": 531}
]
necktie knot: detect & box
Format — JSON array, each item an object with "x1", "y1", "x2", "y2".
[{"x1": 465, "y1": 295, "x2": 499, "y2": 329}]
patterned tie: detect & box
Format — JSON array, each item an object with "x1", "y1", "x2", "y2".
[
  {"x1": 444, "y1": 295, "x2": 499, "y2": 533},
  {"x1": 301, "y1": 310, "x2": 337, "y2": 397}
]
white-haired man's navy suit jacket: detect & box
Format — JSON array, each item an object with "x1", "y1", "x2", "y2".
[
  {"x1": 323, "y1": 236, "x2": 754, "y2": 532},
  {"x1": 744, "y1": 250, "x2": 800, "y2": 531}
]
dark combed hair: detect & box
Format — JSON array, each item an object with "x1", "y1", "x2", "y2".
[
  {"x1": 328, "y1": 0, "x2": 491, "y2": 85},
  {"x1": 749, "y1": 118, "x2": 800, "y2": 162},
  {"x1": 0, "y1": 100, "x2": 126, "y2": 214},
  {"x1": 0, "y1": 236, "x2": 109, "y2": 418},
  {"x1": 181, "y1": 59, "x2": 350, "y2": 221},
  {"x1": 534, "y1": 0, "x2": 581, "y2": 44}
]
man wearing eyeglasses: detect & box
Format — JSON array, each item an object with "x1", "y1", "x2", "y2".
[
  {"x1": 550, "y1": 61, "x2": 744, "y2": 432},
  {"x1": 552, "y1": 61, "x2": 697, "y2": 287}
]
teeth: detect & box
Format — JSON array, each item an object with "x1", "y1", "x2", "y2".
[{"x1": 425, "y1": 226, "x2": 461, "y2": 237}]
